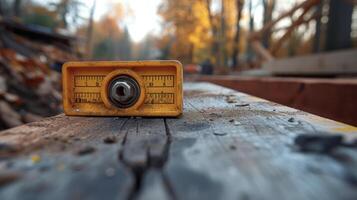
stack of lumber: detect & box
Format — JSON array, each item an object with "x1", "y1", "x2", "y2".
[{"x1": 0, "y1": 18, "x2": 78, "y2": 130}]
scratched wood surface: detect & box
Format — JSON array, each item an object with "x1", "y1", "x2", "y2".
[{"x1": 0, "y1": 82, "x2": 357, "y2": 200}]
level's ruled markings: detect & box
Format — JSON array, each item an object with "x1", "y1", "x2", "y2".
[
  {"x1": 74, "y1": 92, "x2": 102, "y2": 103},
  {"x1": 74, "y1": 75, "x2": 105, "y2": 87},
  {"x1": 145, "y1": 93, "x2": 175, "y2": 104},
  {"x1": 143, "y1": 75, "x2": 174, "y2": 87},
  {"x1": 73, "y1": 75, "x2": 176, "y2": 105}
]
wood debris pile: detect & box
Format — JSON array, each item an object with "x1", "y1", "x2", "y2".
[{"x1": 0, "y1": 18, "x2": 78, "y2": 130}]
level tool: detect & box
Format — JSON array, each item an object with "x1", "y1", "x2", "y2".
[{"x1": 62, "y1": 60, "x2": 183, "y2": 117}]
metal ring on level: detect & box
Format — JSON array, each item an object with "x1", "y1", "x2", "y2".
[
  {"x1": 108, "y1": 75, "x2": 140, "y2": 108},
  {"x1": 101, "y1": 69, "x2": 146, "y2": 111}
]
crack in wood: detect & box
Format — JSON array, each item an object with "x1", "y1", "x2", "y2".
[{"x1": 117, "y1": 118, "x2": 175, "y2": 200}]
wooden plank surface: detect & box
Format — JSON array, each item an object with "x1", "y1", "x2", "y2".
[{"x1": 0, "y1": 82, "x2": 357, "y2": 200}]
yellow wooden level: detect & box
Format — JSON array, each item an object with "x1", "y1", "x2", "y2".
[{"x1": 62, "y1": 60, "x2": 183, "y2": 117}]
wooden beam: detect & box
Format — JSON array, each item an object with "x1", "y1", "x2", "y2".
[
  {"x1": 193, "y1": 76, "x2": 357, "y2": 126},
  {"x1": 251, "y1": 0, "x2": 320, "y2": 40},
  {"x1": 251, "y1": 40, "x2": 274, "y2": 61},
  {"x1": 0, "y1": 83, "x2": 357, "y2": 199},
  {"x1": 263, "y1": 49, "x2": 357, "y2": 75},
  {"x1": 270, "y1": 8, "x2": 319, "y2": 55}
]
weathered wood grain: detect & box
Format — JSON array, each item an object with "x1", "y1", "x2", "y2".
[
  {"x1": 0, "y1": 82, "x2": 356, "y2": 200},
  {"x1": 0, "y1": 148, "x2": 134, "y2": 200},
  {"x1": 0, "y1": 115, "x2": 129, "y2": 154},
  {"x1": 0, "y1": 116, "x2": 135, "y2": 200},
  {"x1": 164, "y1": 83, "x2": 357, "y2": 200}
]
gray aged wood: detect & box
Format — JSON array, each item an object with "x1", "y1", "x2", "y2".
[
  {"x1": 165, "y1": 83, "x2": 357, "y2": 200},
  {"x1": 136, "y1": 169, "x2": 172, "y2": 200},
  {"x1": 0, "y1": 117, "x2": 134, "y2": 200},
  {"x1": 0, "y1": 82, "x2": 357, "y2": 200}
]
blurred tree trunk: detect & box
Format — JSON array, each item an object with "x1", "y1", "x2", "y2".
[
  {"x1": 86, "y1": 0, "x2": 96, "y2": 59},
  {"x1": 189, "y1": 43, "x2": 194, "y2": 63},
  {"x1": 0, "y1": 1, "x2": 3, "y2": 16},
  {"x1": 262, "y1": 0, "x2": 275, "y2": 48},
  {"x1": 313, "y1": 0, "x2": 322, "y2": 53},
  {"x1": 247, "y1": 0, "x2": 255, "y2": 64},
  {"x1": 220, "y1": 0, "x2": 227, "y2": 68},
  {"x1": 231, "y1": 0, "x2": 244, "y2": 69},
  {"x1": 325, "y1": 0, "x2": 353, "y2": 51},
  {"x1": 13, "y1": 0, "x2": 22, "y2": 17},
  {"x1": 205, "y1": 0, "x2": 220, "y2": 67}
]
